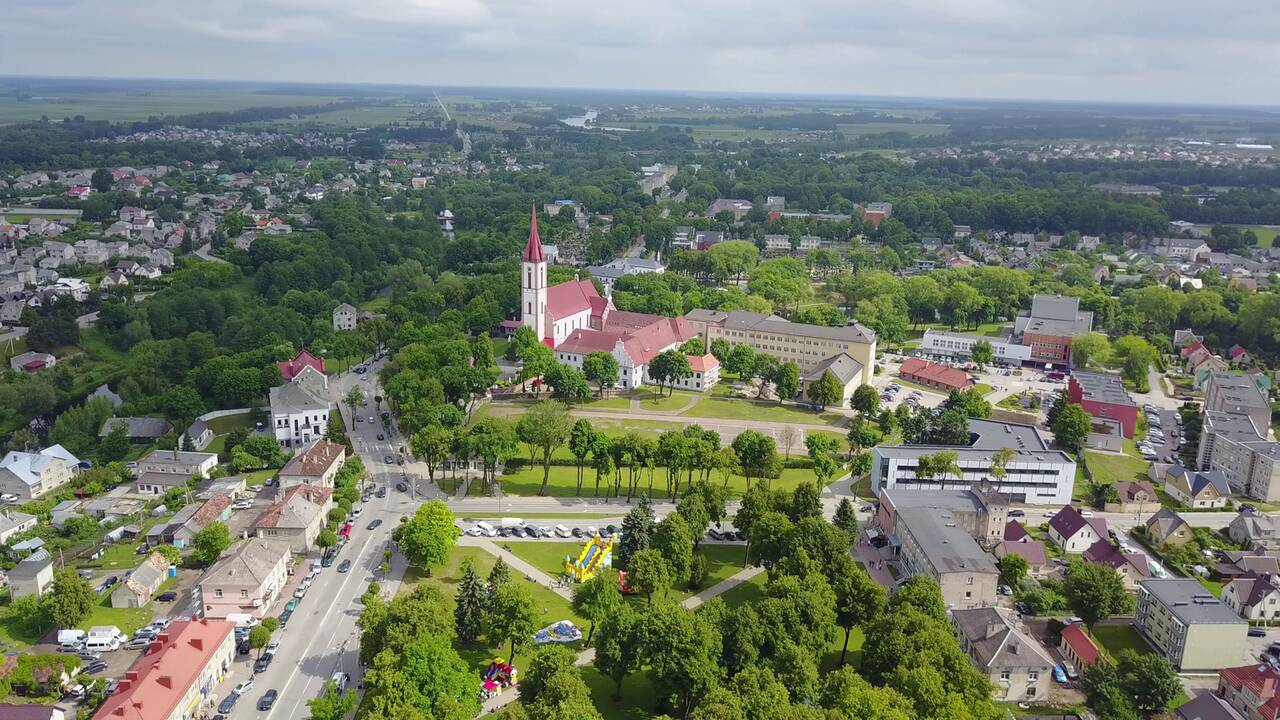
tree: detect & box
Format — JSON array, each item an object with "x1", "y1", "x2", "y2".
[
  {"x1": 454, "y1": 559, "x2": 485, "y2": 644},
  {"x1": 395, "y1": 501, "x2": 459, "y2": 574},
  {"x1": 653, "y1": 514, "x2": 694, "y2": 586},
  {"x1": 517, "y1": 401, "x2": 573, "y2": 496},
  {"x1": 914, "y1": 450, "x2": 961, "y2": 485},
  {"x1": 1071, "y1": 333, "x2": 1111, "y2": 368},
  {"x1": 571, "y1": 569, "x2": 622, "y2": 645},
  {"x1": 1116, "y1": 650, "x2": 1182, "y2": 717},
  {"x1": 806, "y1": 369, "x2": 843, "y2": 411},
  {"x1": 850, "y1": 384, "x2": 880, "y2": 416},
  {"x1": 997, "y1": 554, "x2": 1029, "y2": 589},
  {"x1": 90, "y1": 168, "x2": 113, "y2": 193},
  {"x1": 970, "y1": 339, "x2": 993, "y2": 369},
  {"x1": 518, "y1": 645, "x2": 580, "y2": 707},
  {"x1": 790, "y1": 481, "x2": 822, "y2": 522},
  {"x1": 638, "y1": 601, "x2": 723, "y2": 717},
  {"x1": 544, "y1": 363, "x2": 593, "y2": 405},
  {"x1": 778, "y1": 425, "x2": 801, "y2": 460},
  {"x1": 989, "y1": 446, "x2": 1015, "y2": 482},
  {"x1": 832, "y1": 566, "x2": 886, "y2": 666},
  {"x1": 344, "y1": 386, "x2": 365, "y2": 421},
  {"x1": 248, "y1": 625, "x2": 272, "y2": 657},
  {"x1": 832, "y1": 498, "x2": 858, "y2": 542},
  {"x1": 316, "y1": 528, "x2": 338, "y2": 548},
  {"x1": 594, "y1": 607, "x2": 643, "y2": 700},
  {"x1": 806, "y1": 433, "x2": 841, "y2": 484},
  {"x1": 650, "y1": 350, "x2": 693, "y2": 396},
  {"x1": 1063, "y1": 561, "x2": 1128, "y2": 628},
  {"x1": 889, "y1": 577, "x2": 948, "y2": 623},
  {"x1": 725, "y1": 344, "x2": 755, "y2": 378},
  {"x1": 308, "y1": 681, "x2": 358, "y2": 720},
  {"x1": 191, "y1": 521, "x2": 230, "y2": 566},
  {"x1": 731, "y1": 431, "x2": 781, "y2": 487},
  {"x1": 773, "y1": 363, "x2": 800, "y2": 403},
  {"x1": 410, "y1": 424, "x2": 453, "y2": 485},
  {"x1": 485, "y1": 581, "x2": 538, "y2": 663},
  {"x1": 1052, "y1": 402, "x2": 1093, "y2": 453},
  {"x1": 43, "y1": 567, "x2": 95, "y2": 628},
  {"x1": 1112, "y1": 335, "x2": 1159, "y2": 390},
  {"x1": 99, "y1": 423, "x2": 131, "y2": 463},
  {"x1": 488, "y1": 557, "x2": 511, "y2": 589},
  {"x1": 567, "y1": 420, "x2": 596, "y2": 497},
  {"x1": 617, "y1": 495, "x2": 655, "y2": 569},
  {"x1": 626, "y1": 549, "x2": 672, "y2": 602},
  {"x1": 582, "y1": 351, "x2": 620, "y2": 397}
]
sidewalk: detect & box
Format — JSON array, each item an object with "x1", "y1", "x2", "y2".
[
  {"x1": 681, "y1": 565, "x2": 764, "y2": 610},
  {"x1": 462, "y1": 536, "x2": 574, "y2": 601},
  {"x1": 854, "y1": 533, "x2": 895, "y2": 589}
]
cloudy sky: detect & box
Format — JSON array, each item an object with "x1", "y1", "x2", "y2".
[{"x1": 5, "y1": 0, "x2": 1280, "y2": 105}]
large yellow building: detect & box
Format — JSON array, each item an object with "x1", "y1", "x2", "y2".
[{"x1": 684, "y1": 309, "x2": 877, "y2": 390}]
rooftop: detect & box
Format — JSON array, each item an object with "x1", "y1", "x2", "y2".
[
  {"x1": 1141, "y1": 578, "x2": 1248, "y2": 625},
  {"x1": 1208, "y1": 372, "x2": 1270, "y2": 410},
  {"x1": 802, "y1": 352, "x2": 864, "y2": 384},
  {"x1": 951, "y1": 607, "x2": 1054, "y2": 670},
  {"x1": 279, "y1": 439, "x2": 345, "y2": 478},
  {"x1": 684, "y1": 308, "x2": 876, "y2": 344},
  {"x1": 897, "y1": 507, "x2": 998, "y2": 576},
  {"x1": 1203, "y1": 411, "x2": 1264, "y2": 443},
  {"x1": 201, "y1": 539, "x2": 291, "y2": 587},
  {"x1": 94, "y1": 620, "x2": 236, "y2": 720},
  {"x1": 1071, "y1": 370, "x2": 1137, "y2": 407}
]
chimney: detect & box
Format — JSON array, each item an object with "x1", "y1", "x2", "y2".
[
  {"x1": 189, "y1": 637, "x2": 203, "y2": 651},
  {"x1": 157, "y1": 675, "x2": 173, "y2": 689},
  {"x1": 1264, "y1": 675, "x2": 1277, "y2": 697},
  {"x1": 117, "y1": 679, "x2": 132, "y2": 693}
]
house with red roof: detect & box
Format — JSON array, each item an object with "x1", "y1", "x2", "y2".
[
  {"x1": 1219, "y1": 662, "x2": 1280, "y2": 720},
  {"x1": 1047, "y1": 506, "x2": 1108, "y2": 553},
  {"x1": 993, "y1": 521, "x2": 1050, "y2": 577},
  {"x1": 277, "y1": 350, "x2": 325, "y2": 382},
  {"x1": 517, "y1": 207, "x2": 713, "y2": 390},
  {"x1": 1058, "y1": 624, "x2": 1100, "y2": 669},
  {"x1": 899, "y1": 357, "x2": 974, "y2": 392},
  {"x1": 93, "y1": 619, "x2": 236, "y2": 720},
  {"x1": 1082, "y1": 539, "x2": 1151, "y2": 589},
  {"x1": 1230, "y1": 345, "x2": 1253, "y2": 367}
]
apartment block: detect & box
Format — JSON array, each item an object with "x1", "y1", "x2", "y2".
[
  {"x1": 684, "y1": 308, "x2": 876, "y2": 384},
  {"x1": 1134, "y1": 578, "x2": 1248, "y2": 671},
  {"x1": 1204, "y1": 372, "x2": 1271, "y2": 437}
]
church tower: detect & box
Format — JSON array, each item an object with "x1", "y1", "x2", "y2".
[{"x1": 520, "y1": 204, "x2": 549, "y2": 344}]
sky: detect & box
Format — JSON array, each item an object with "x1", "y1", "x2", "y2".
[{"x1": 5, "y1": 0, "x2": 1280, "y2": 105}]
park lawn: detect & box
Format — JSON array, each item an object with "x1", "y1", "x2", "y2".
[
  {"x1": 575, "y1": 396, "x2": 631, "y2": 411},
  {"x1": 243, "y1": 469, "x2": 277, "y2": 487},
  {"x1": 915, "y1": 321, "x2": 1008, "y2": 338},
  {"x1": 1084, "y1": 440, "x2": 1150, "y2": 486},
  {"x1": 635, "y1": 388, "x2": 699, "y2": 412},
  {"x1": 973, "y1": 383, "x2": 995, "y2": 396},
  {"x1": 683, "y1": 397, "x2": 842, "y2": 426},
  {"x1": 503, "y1": 542, "x2": 583, "y2": 579},
  {"x1": 205, "y1": 413, "x2": 254, "y2": 434},
  {"x1": 709, "y1": 570, "x2": 768, "y2": 609},
  {"x1": 80, "y1": 593, "x2": 153, "y2": 636},
  {"x1": 1091, "y1": 624, "x2": 1154, "y2": 658},
  {"x1": 324, "y1": 356, "x2": 366, "y2": 373},
  {"x1": 496, "y1": 464, "x2": 822, "y2": 499},
  {"x1": 581, "y1": 666, "x2": 661, "y2": 720}
]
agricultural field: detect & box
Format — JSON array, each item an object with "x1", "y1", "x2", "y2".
[
  {"x1": 1194, "y1": 224, "x2": 1280, "y2": 248},
  {"x1": 0, "y1": 90, "x2": 343, "y2": 124}
]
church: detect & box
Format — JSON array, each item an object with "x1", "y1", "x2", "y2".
[{"x1": 516, "y1": 207, "x2": 719, "y2": 391}]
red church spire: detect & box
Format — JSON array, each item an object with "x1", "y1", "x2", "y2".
[{"x1": 522, "y1": 204, "x2": 545, "y2": 262}]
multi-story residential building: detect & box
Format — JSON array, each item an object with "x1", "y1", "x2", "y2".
[
  {"x1": 1134, "y1": 578, "x2": 1248, "y2": 671},
  {"x1": 1204, "y1": 373, "x2": 1272, "y2": 440},
  {"x1": 197, "y1": 539, "x2": 291, "y2": 619},
  {"x1": 332, "y1": 302, "x2": 358, "y2": 331},
  {"x1": 1068, "y1": 370, "x2": 1138, "y2": 438},
  {"x1": 951, "y1": 607, "x2": 1055, "y2": 702},
  {"x1": 134, "y1": 450, "x2": 219, "y2": 495},
  {"x1": 0, "y1": 445, "x2": 80, "y2": 500},
  {"x1": 93, "y1": 620, "x2": 235, "y2": 720},
  {"x1": 1218, "y1": 663, "x2": 1280, "y2": 720},
  {"x1": 585, "y1": 257, "x2": 665, "y2": 297},
  {"x1": 1013, "y1": 294, "x2": 1093, "y2": 365},
  {"x1": 875, "y1": 483, "x2": 1009, "y2": 548},
  {"x1": 684, "y1": 308, "x2": 876, "y2": 384},
  {"x1": 10, "y1": 548, "x2": 54, "y2": 599},
  {"x1": 252, "y1": 484, "x2": 333, "y2": 553},
  {"x1": 270, "y1": 367, "x2": 331, "y2": 449},
  {"x1": 919, "y1": 329, "x2": 1032, "y2": 366},
  {"x1": 277, "y1": 439, "x2": 346, "y2": 490},
  {"x1": 893, "y1": 505, "x2": 999, "y2": 609},
  {"x1": 871, "y1": 419, "x2": 1078, "y2": 505}
]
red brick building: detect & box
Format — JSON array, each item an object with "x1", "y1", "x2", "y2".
[
  {"x1": 899, "y1": 357, "x2": 975, "y2": 392},
  {"x1": 1067, "y1": 370, "x2": 1138, "y2": 439}
]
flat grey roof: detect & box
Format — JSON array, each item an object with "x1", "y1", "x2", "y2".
[
  {"x1": 969, "y1": 418, "x2": 1051, "y2": 451},
  {"x1": 1141, "y1": 578, "x2": 1246, "y2": 625},
  {"x1": 1208, "y1": 372, "x2": 1270, "y2": 409},
  {"x1": 1071, "y1": 370, "x2": 1136, "y2": 407},
  {"x1": 1204, "y1": 411, "x2": 1263, "y2": 442},
  {"x1": 884, "y1": 488, "x2": 988, "y2": 515},
  {"x1": 1030, "y1": 294, "x2": 1081, "y2": 322},
  {"x1": 898, "y1": 507, "x2": 998, "y2": 575},
  {"x1": 684, "y1": 309, "x2": 875, "y2": 344}
]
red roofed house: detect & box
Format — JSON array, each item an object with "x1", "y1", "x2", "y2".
[
  {"x1": 93, "y1": 619, "x2": 236, "y2": 720},
  {"x1": 1082, "y1": 539, "x2": 1151, "y2": 589},
  {"x1": 899, "y1": 357, "x2": 975, "y2": 392},
  {"x1": 519, "y1": 208, "x2": 712, "y2": 390},
  {"x1": 1219, "y1": 662, "x2": 1280, "y2": 720},
  {"x1": 994, "y1": 521, "x2": 1051, "y2": 577},
  {"x1": 1230, "y1": 345, "x2": 1253, "y2": 367},
  {"x1": 277, "y1": 350, "x2": 325, "y2": 382},
  {"x1": 1047, "y1": 506, "x2": 1108, "y2": 553},
  {"x1": 252, "y1": 484, "x2": 333, "y2": 553},
  {"x1": 1058, "y1": 624, "x2": 1100, "y2": 670},
  {"x1": 65, "y1": 186, "x2": 91, "y2": 200}
]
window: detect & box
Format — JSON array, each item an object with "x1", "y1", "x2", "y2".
[
  {"x1": 999, "y1": 671, "x2": 1010, "y2": 680},
  {"x1": 1027, "y1": 671, "x2": 1038, "y2": 681},
  {"x1": 214, "y1": 589, "x2": 223, "y2": 598},
  {"x1": 966, "y1": 576, "x2": 974, "y2": 585},
  {"x1": 240, "y1": 589, "x2": 249, "y2": 599}
]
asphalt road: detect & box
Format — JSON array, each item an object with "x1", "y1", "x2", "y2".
[{"x1": 221, "y1": 364, "x2": 412, "y2": 720}]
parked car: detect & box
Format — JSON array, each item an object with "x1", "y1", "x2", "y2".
[
  {"x1": 377, "y1": 487, "x2": 387, "y2": 498},
  {"x1": 395, "y1": 482, "x2": 409, "y2": 492},
  {"x1": 1249, "y1": 627, "x2": 1268, "y2": 638},
  {"x1": 257, "y1": 690, "x2": 279, "y2": 711},
  {"x1": 707, "y1": 529, "x2": 723, "y2": 541},
  {"x1": 156, "y1": 591, "x2": 178, "y2": 602},
  {"x1": 233, "y1": 680, "x2": 254, "y2": 696},
  {"x1": 84, "y1": 660, "x2": 108, "y2": 674},
  {"x1": 1008, "y1": 509, "x2": 1025, "y2": 517},
  {"x1": 254, "y1": 652, "x2": 274, "y2": 673},
  {"x1": 218, "y1": 695, "x2": 238, "y2": 714},
  {"x1": 571, "y1": 527, "x2": 584, "y2": 538}
]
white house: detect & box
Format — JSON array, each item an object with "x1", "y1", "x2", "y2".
[
  {"x1": 332, "y1": 302, "x2": 358, "y2": 331},
  {"x1": 269, "y1": 367, "x2": 331, "y2": 448},
  {"x1": 0, "y1": 445, "x2": 80, "y2": 500},
  {"x1": 1047, "y1": 506, "x2": 1109, "y2": 553}
]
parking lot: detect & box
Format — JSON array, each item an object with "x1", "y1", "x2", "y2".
[{"x1": 1137, "y1": 403, "x2": 1182, "y2": 464}]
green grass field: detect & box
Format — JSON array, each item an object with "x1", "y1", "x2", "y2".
[
  {"x1": 0, "y1": 90, "x2": 343, "y2": 124},
  {"x1": 204, "y1": 412, "x2": 254, "y2": 434},
  {"x1": 634, "y1": 389, "x2": 699, "y2": 412},
  {"x1": 683, "y1": 397, "x2": 843, "y2": 426},
  {"x1": 1195, "y1": 225, "x2": 1280, "y2": 248},
  {"x1": 575, "y1": 396, "x2": 632, "y2": 411},
  {"x1": 243, "y1": 469, "x2": 277, "y2": 487},
  {"x1": 1083, "y1": 440, "x2": 1150, "y2": 489},
  {"x1": 80, "y1": 542, "x2": 144, "y2": 571},
  {"x1": 1090, "y1": 624, "x2": 1153, "y2": 658}
]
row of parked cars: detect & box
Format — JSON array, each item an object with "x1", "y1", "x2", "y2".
[{"x1": 463, "y1": 522, "x2": 748, "y2": 542}]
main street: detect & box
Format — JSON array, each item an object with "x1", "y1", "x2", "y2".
[{"x1": 221, "y1": 365, "x2": 413, "y2": 720}]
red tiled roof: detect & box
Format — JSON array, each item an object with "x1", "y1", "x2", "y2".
[
  {"x1": 522, "y1": 205, "x2": 544, "y2": 263},
  {"x1": 1231, "y1": 345, "x2": 1250, "y2": 359},
  {"x1": 254, "y1": 484, "x2": 332, "y2": 529},
  {"x1": 899, "y1": 357, "x2": 973, "y2": 390},
  {"x1": 556, "y1": 329, "x2": 623, "y2": 356},
  {"x1": 546, "y1": 280, "x2": 604, "y2": 321},
  {"x1": 1060, "y1": 624, "x2": 1100, "y2": 667},
  {"x1": 1221, "y1": 663, "x2": 1280, "y2": 719},
  {"x1": 688, "y1": 354, "x2": 719, "y2": 373},
  {"x1": 95, "y1": 620, "x2": 235, "y2": 720},
  {"x1": 277, "y1": 350, "x2": 325, "y2": 381},
  {"x1": 189, "y1": 494, "x2": 231, "y2": 529},
  {"x1": 621, "y1": 316, "x2": 697, "y2": 367},
  {"x1": 1181, "y1": 340, "x2": 1207, "y2": 357}
]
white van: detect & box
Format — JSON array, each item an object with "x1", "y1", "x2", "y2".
[
  {"x1": 225, "y1": 613, "x2": 260, "y2": 629},
  {"x1": 554, "y1": 525, "x2": 570, "y2": 538},
  {"x1": 85, "y1": 636, "x2": 121, "y2": 653},
  {"x1": 330, "y1": 672, "x2": 349, "y2": 693},
  {"x1": 58, "y1": 629, "x2": 87, "y2": 645},
  {"x1": 476, "y1": 522, "x2": 496, "y2": 537}
]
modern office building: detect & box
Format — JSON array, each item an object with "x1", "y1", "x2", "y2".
[
  {"x1": 871, "y1": 418, "x2": 1078, "y2": 505},
  {"x1": 919, "y1": 329, "x2": 1031, "y2": 365},
  {"x1": 1013, "y1": 294, "x2": 1093, "y2": 365},
  {"x1": 1134, "y1": 578, "x2": 1248, "y2": 671}
]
